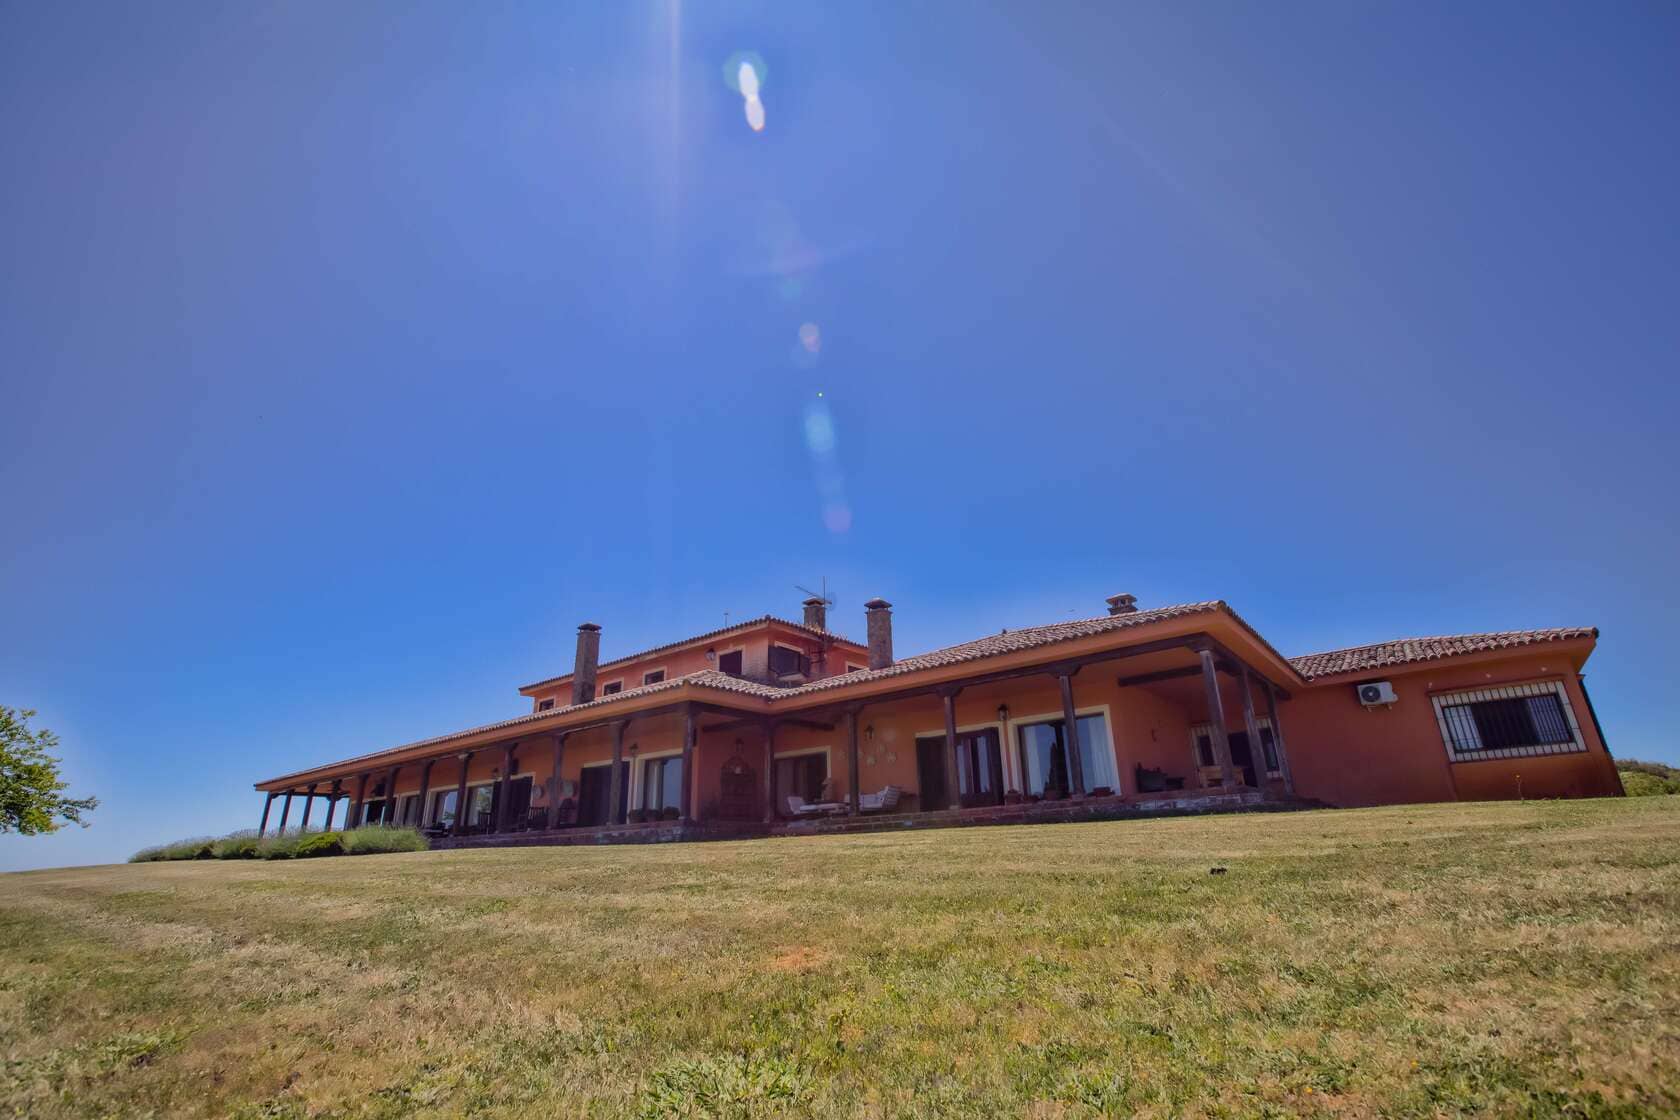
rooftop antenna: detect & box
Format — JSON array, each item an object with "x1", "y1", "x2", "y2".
[
  {"x1": 794, "y1": 577, "x2": 835, "y2": 612},
  {"x1": 795, "y1": 579, "x2": 837, "y2": 658}
]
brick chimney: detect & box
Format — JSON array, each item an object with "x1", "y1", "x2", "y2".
[
  {"x1": 802, "y1": 596, "x2": 827, "y2": 632},
  {"x1": 864, "y1": 598, "x2": 894, "y2": 669},
  {"x1": 571, "y1": 623, "x2": 602, "y2": 705},
  {"x1": 1106, "y1": 593, "x2": 1138, "y2": 616}
]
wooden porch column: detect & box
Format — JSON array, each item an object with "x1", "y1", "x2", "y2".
[
  {"x1": 608, "y1": 722, "x2": 628, "y2": 825},
  {"x1": 278, "y1": 790, "x2": 294, "y2": 832},
  {"x1": 940, "y1": 688, "x2": 963, "y2": 810},
  {"x1": 1056, "y1": 670, "x2": 1087, "y2": 797},
  {"x1": 323, "y1": 779, "x2": 342, "y2": 830},
  {"x1": 350, "y1": 772, "x2": 369, "y2": 828},
  {"x1": 451, "y1": 752, "x2": 472, "y2": 836},
  {"x1": 546, "y1": 734, "x2": 568, "y2": 829},
  {"x1": 1261, "y1": 679, "x2": 1297, "y2": 795},
  {"x1": 1239, "y1": 669, "x2": 1267, "y2": 789},
  {"x1": 258, "y1": 793, "x2": 275, "y2": 838},
  {"x1": 679, "y1": 705, "x2": 697, "y2": 823},
  {"x1": 496, "y1": 744, "x2": 518, "y2": 832},
  {"x1": 300, "y1": 783, "x2": 318, "y2": 830},
  {"x1": 846, "y1": 708, "x2": 862, "y2": 816},
  {"x1": 1197, "y1": 648, "x2": 1236, "y2": 788},
  {"x1": 381, "y1": 766, "x2": 400, "y2": 824},
  {"x1": 762, "y1": 721, "x2": 778, "y2": 823},
  {"x1": 415, "y1": 759, "x2": 435, "y2": 828}
]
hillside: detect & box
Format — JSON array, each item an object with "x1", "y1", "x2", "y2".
[{"x1": 3, "y1": 798, "x2": 1677, "y2": 1118}]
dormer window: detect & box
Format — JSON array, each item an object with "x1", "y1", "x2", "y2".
[
  {"x1": 768, "y1": 644, "x2": 811, "y2": 679},
  {"x1": 601, "y1": 680, "x2": 623, "y2": 695},
  {"x1": 537, "y1": 699, "x2": 554, "y2": 711}
]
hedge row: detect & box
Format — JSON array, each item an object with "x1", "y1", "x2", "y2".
[{"x1": 130, "y1": 825, "x2": 428, "y2": 863}]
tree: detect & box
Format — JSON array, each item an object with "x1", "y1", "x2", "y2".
[{"x1": 0, "y1": 706, "x2": 97, "y2": 835}]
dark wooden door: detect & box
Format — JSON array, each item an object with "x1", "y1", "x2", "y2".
[
  {"x1": 578, "y1": 763, "x2": 629, "y2": 826},
  {"x1": 958, "y1": 729, "x2": 1005, "y2": 807},
  {"x1": 1226, "y1": 732, "x2": 1258, "y2": 788},
  {"x1": 503, "y1": 775, "x2": 533, "y2": 828},
  {"x1": 916, "y1": 738, "x2": 948, "y2": 811}
]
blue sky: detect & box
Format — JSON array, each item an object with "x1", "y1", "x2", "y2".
[{"x1": 3, "y1": 2, "x2": 1676, "y2": 870}]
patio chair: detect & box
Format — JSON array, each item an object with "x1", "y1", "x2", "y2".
[
  {"x1": 1134, "y1": 764, "x2": 1186, "y2": 793},
  {"x1": 786, "y1": 794, "x2": 844, "y2": 818},
  {"x1": 857, "y1": 785, "x2": 903, "y2": 814}
]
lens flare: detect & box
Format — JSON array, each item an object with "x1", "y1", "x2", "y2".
[
  {"x1": 803, "y1": 398, "x2": 851, "y2": 535},
  {"x1": 798, "y1": 322, "x2": 821, "y2": 353},
  {"x1": 803, "y1": 405, "x2": 836, "y2": 454},
  {"x1": 723, "y1": 51, "x2": 768, "y2": 132}
]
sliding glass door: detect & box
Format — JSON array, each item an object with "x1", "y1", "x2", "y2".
[
  {"x1": 1016, "y1": 713, "x2": 1116, "y2": 796},
  {"x1": 641, "y1": 756, "x2": 684, "y2": 813}
]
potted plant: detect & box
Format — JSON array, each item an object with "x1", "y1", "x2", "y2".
[
  {"x1": 1089, "y1": 785, "x2": 1114, "y2": 798},
  {"x1": 660, "y1": 806, "x2": 679, "y2": 821},
  {"x1": 1004, "y1": 789, "x2": 1023, "y2": 805},
  {"x1": 628, "y1": 808, "x2": 649, "y2": 824},
  {"x1": 1027, "y1": 792, "x2": 1042, "y2": 803}
]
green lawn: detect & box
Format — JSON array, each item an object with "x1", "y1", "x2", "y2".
[{"x1": 3, "y1": 799, "x2": 1678, "y2": 1118}]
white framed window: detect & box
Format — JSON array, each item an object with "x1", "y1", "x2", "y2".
[
  {"x1": 642, "y1": 667, "x2": 667, "y2": 686},
  {"x1": 1432, "y1": 679, "x2": 1585, "y2": 763},
  {"x1": 599, "y1": 679, "x2": 624, "y2": 696}
]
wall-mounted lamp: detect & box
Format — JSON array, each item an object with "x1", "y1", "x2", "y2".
[
  {"x1": 864, "y1": 724, "x2": 875, "y2": 742},
  {"x1": 628, "y1": 741, "x2": 640, "y2": 756},
  {"x1": 997, "y1": 704, "x2": 1010, "y2": 724},
  {"x1": 705, "y1": 647, "x2": 717, "y2": 662}
]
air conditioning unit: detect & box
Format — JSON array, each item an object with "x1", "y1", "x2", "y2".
[{"x1": 1357, "y1": 681, "x2": 1398, "y2": 708}]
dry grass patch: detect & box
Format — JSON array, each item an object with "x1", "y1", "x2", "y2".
[{"x1": 2, "y1": 798, "x2": 1678, "y2": 1117}]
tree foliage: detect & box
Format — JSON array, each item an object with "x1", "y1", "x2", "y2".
[{"x1": 0, "y1": 706, "x2": 97, "y2": 835}]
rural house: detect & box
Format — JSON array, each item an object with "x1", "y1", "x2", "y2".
[{"x1": 254, "y1": 594, "x2": 1623, "y2": 844}]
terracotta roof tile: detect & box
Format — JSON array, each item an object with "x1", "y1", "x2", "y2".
[
  {"x1": 518, "y1": 615, "x2": 861, "y2": 692},
  {"x1": 1288, "y1": 628, "x2": 1597, "y2": 680},
  {"x1": 258, "y1": 669, "x2": 788, "y2": 785},
  {"x1": 784, "y1": 602, "x2": 1229, "y2": 695}
]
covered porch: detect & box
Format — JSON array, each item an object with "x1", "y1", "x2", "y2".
[{"x1": 255, "y1": 624, "x2": 1307, "y2": 847}]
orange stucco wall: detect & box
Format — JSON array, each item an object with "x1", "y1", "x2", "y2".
[{"x1": 1282, "y1": 650, "x2": 1621, "y2": 807}]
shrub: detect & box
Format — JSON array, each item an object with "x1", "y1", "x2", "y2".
[
  {"x1": 1619, "y1": 759, "x2": 1680, "y2": 780},
  {"x1": 128, "y1": 825, "x2": 427, "y2": 864},
  {"x1": 294, "y1": 831, "x2": 345, "y2": 858},
  {"x1": 129, "y1": 837, "x2": 216, "y2": 863},
  {"x1": 1622, "y1": 769, "x2": 1680, "y2": 797},
  {"x1": 340, "y1": 825, "x2": 428, "y2": 855},
  {"x1": 212, "y1": 832, "x2": 261, "y2": 859},
  {"x1": 259, "y1": 832, "x2": 304, "y2": 859},
  {"x1": 660, "y1": 806, "x2": 680, "y2": 821},
  {"x1": 628, "y1": 808, "x2": 650, "y2": 824}
]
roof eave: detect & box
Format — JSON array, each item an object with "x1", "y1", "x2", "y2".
[{"x1": 1296, "y1": 631, "x2": 1599, "y2": 683}]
